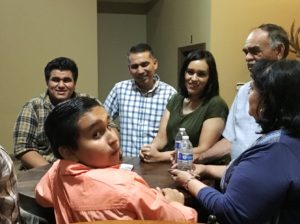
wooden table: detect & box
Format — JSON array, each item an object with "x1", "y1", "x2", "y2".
[
  {"x1": 17, "y1": 157, "x2": 200, "y2": 223},
  {"x1": 17, "y1": 163, "x2": 55, "y2": 223},
  {"x1": 122, "y1": 157, "x2": 177, "y2": 189}
]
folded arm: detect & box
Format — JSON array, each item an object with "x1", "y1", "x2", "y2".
[{"x1": 19, "y1": 151, "x2": 49, "y2": 168}]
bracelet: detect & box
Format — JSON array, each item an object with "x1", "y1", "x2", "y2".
[{"x1": 183, "y1": 177, "x2": 196, "y2": 190}]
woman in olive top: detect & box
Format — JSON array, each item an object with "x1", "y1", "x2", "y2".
[{"x1": 140, "y1": 50, "x2": 228, "y2": 164}]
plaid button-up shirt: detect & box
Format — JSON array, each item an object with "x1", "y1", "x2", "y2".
[
  {"x1": 13, "y1": 91, "x2": 93, "y2": 165},
  {"x1": 0, "y1": 145, "x2": 21, "y2": 223},
  {"x1": 104, "y1": 75, "x2": 176, "y2": 157}
]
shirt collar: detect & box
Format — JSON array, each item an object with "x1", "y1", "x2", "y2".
[
  {"x1": 57, "y1": 160, "x2": 121, "y2": 176},
  {"x1": 132, "y1": 74, "x2": 160, "y2": 96},
  {"x1": 43, "y1": 90, "x2": 77, "y2": 109}
]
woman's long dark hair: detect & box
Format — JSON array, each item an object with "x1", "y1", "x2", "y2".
[
  {"x1": 178, "y1": 49, "x2": 219, "y2": 103},
  {"x1": 251, "y1": 59, "x2": 300, "y2": 138}
]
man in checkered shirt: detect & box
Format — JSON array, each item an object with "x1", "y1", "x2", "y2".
[
  {"x1": 13, "y1": 57, "x2": 96, "y2": 169},
  {"x1": 104, "y1": 43, "x2": 176, "y2": 157}
]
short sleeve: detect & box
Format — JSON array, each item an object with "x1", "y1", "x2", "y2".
[
  {"x1": 166, "y1": 94, "x2": 182, "y2": 112},
  {"x1": 205, "y1": 96, "x2": 229, "y2": 120}
]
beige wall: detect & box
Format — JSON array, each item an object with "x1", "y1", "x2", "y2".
[
  {"x1": 0, "y1": 0, "x2": 98, "y2": 153},
  {"x1": 98, "y1": 13, "x2": 146, "y2": 101},
  {"x1": 147, "y1": 0, "x2": 300, "y2": 105},
  {"x1": 147, "y1": 0, "x2": 211, "y2": 88},
  {"x1": 210, "y1": 0, "x2": 300, "y2": 105}
]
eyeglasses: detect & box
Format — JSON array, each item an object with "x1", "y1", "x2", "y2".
[{"x1": 129, "y1": 61, "x2": 150, "y2": 70}]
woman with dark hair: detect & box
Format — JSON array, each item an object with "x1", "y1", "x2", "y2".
[
  {"x1": 140, "y1": 49, "x2": 228, "y2": 163},
  {"x1": 170, "y1": 59, "x2": 300, "y2": 223}
]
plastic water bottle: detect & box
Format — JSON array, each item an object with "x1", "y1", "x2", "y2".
[
  {"x1": 174, "y1": 128, "x2": 187, "y2": 162},
  {"x1": 177, "y1": 135, "x2": 193, "y2": 171}
]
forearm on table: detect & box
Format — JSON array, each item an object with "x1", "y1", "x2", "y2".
[
  {"x1": 151, "y1": 137, "x2": 167, "y2": 151},
  {"x1": 151, "y1": 137, "x2": 173, "y2": 161},
  {"x1": 19, "y1": 150, "x2": 49, "y2": 168},
  {"x1": 185, "y1": 178, "x2": 208, "y2": 198},
  {"x1": 205, "y1": 165, "x2": 226, "y2": 179},
  {"x1": 193, "y1": 144, "x2": 213, "y2": 156},
  {"x1": 197, "y1": 138, "x2": 231, "y2": 163},
  {"x1": 158, "y1": 151, "x2": 174, "y2": 161}
]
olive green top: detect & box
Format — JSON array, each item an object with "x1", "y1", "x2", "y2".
[{"x1": 164, "y1": 94, "x2": 228, "y2": 151}]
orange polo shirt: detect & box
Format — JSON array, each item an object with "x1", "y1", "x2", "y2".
[{"x1": 35, "y1": 160, "x2": 197, "y2": 224}]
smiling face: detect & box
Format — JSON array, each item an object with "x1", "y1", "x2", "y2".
[
  {"x1": 47, "y1": 69, "x2": 76, "y2": 105},
  {"x1": 184, "y1": 60, "x2": 209, "y2": 98},
  {"x1": 69, "y1": 106, "x2": 120, "y2": 168},
  {"x1": 128, "y1": 51, "x2": 158, "y2": 92}
]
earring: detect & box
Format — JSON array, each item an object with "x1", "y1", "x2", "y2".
[{"x1": 259, "y1": 107, "x2": 265, "y2": 115}]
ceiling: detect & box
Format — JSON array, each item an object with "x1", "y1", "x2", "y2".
[{"x1": 97, "y1": 0, "x2": 158, "y2": 14}]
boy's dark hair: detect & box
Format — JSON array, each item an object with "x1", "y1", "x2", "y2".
[
  {"x1": 128, "y1": 43, "x2": 155, "y2": 57},
  {"x1": 44, "y1": 57, "x2": 78, "y2": 83},
  {"x1": 178, "y1": 49, "x2": 219, "y2": 102},
  {"x1": 251, "y1": 59, "x2": 300, "y2": 138},
  {"x1": 45, "y1": 97, "x2": 101, "y2": 159}
]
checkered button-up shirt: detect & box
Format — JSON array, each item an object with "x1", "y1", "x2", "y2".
[
  {"x1": 13, "y1": 91, "x2": 94, "y2": 165},
  {"x1": 104, "y1": 75, "x2": 176, "y2": 157},
  {"x1": 0, "y1": 145, "x2": 21, "y2": 223}
]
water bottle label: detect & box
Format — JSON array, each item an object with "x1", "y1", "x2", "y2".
[
  {"x1": 177, "y1": 152, "x2": 193, "y2": 170},
  {"x1": 177, "y1": 152, "x2": 193, "y2": 161}
]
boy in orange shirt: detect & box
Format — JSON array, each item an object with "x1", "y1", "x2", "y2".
[{"x1": 35, "y1": 97, "x2": 197, "y2": 224}]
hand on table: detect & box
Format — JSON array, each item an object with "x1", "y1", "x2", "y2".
[
  {"x1": 168, "y1": 169, "x2": 194, "y2": 187},
  {"x1": 170, "y1": 150, "x2": 176, "y2": 165},
  {"x1": 192, "y1": 164, "x2": 207, "y2": 176},
  {"x1": 157, "y1": 187, "x2": 184, "y2": 204},
  {"x1": 170, "y1": 163, "x2": 209, "y2": 183},
  {"x1": 140, "y1": 144, "x2": 165, "y2": 163}
]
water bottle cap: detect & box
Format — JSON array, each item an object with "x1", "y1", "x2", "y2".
[{"x1": 179, "y1": 127, "x2": 186, "y2": 131}]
